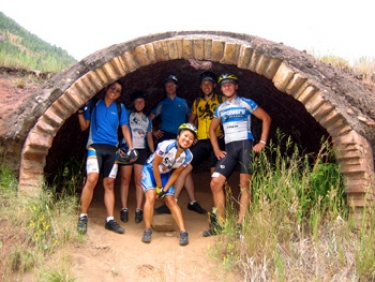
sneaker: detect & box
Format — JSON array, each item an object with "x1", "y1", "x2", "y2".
[
  {"x1": 120, "y1": 209, "x2": 129, "y2": 223},
  {"x1": 77, "y1": 215, "x2": 88, "y2": 234},
  {"x1": 202, "y1": 226, "x2": 222, "y2": 237},
  {"x1": 105, "y1": 220, "x2": 125, "y2": 234},
  {"x1": 142, "y1": 228, "x2": 152, "y2": 243},
  {"x1": 135, "y1": 209, "x2": 143, "y2": 223},
  {"x1": 187, "y1": 202, "x2": 207, "y2": 214},
  {"x1": 179, "y1": 231, "x2": 189, "y2": 246},
  {"x1": 154, "y1": 203, "x2": 171, "y2": 214}
]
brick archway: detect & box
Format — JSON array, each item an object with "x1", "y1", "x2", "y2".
[{"x1": 18, "y1": 31, "x2": 375, "y2": 206}]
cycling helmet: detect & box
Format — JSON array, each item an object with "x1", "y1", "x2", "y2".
[
  {"x1": 130, "y1": 91, "x2": 147, "y2": 103},
  {"x1": 177, "y1": 123, "x2": 198, "y2": 139},
  {"x1": 217, "y1": 73, "x2": 238, "y2": 86},
  {"x1": 117, "y1": 148, "x2": 139, "y2": 164},
  {"x1": 199, "y1": 71, "x2": 217, "y2": 84},
  {"x1": 163, "y1": 74, "x2": 178, "y2": 86}
]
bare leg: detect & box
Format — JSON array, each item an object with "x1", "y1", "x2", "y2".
[
  {"x1": 80, "y1": 172, "x2": 99, "y2": 213},
  {"x1": 210, "y1": 174, "x2": 227, "y2": 224},
  {"x1": 133, "y1": 164, "x2": 144, "y2": 210},
  {"x1": 143, "y1": 190, "x2": 157, "y2": 230},
  {"x1": 103, "y1": 177, "x2": 116, "y2": 217},
  {"x1": 238, "y1": 174, "x2": 252, "y2": 223},
  {"x1": 120, "y1": 165, "x2": 133, "y2": 209},
  {"x1": 173, "y1": 164, "x2": 192, "y2": 199},
  {"x1": 184, "y1": 172, "x2": 195, "y2": 202},
  {"x1": 165, "y1": 196, "x2": 186, "y2": 231}
]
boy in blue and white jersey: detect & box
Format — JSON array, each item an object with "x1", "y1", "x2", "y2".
[{"x1": 203, "y1": 73, "x2": 272, "y2": 237}]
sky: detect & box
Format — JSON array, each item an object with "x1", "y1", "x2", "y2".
[{"x1": 2, "y1": 0, "x2": 375, "y2": 64}]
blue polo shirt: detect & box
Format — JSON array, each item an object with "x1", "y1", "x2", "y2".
[
  {"x1": 151, "y1": 96, "x2": 190, "y2": 134},
  {"x1": 84, "y1": 99, "x2": 128, "y2": 148}
]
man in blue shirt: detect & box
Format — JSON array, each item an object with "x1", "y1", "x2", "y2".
[
  {"x1": 77, "y1": 80, "x2": 134, "y2": 235},
  {"x1": 150, "y1": 75, "x2": 190, "y2": 142}
]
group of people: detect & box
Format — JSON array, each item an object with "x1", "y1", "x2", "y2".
[{"x1": 76, "y1": 71, "x2": 271, "y2": 246}]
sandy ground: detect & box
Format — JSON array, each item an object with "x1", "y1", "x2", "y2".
[{"x1": 68, "y1": 169, "x2": 243, "y2": 282}]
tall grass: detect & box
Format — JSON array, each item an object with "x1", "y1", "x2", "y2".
[
  {"x1": 0, "y1": 161, "x2": 80, "y2": 281},
  {"x1": 210, "y1": 136, "x2": 375, "y2": 281}
]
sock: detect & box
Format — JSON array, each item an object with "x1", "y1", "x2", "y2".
[
  {"x1": 136, "y1": 208, "x2": 142, "y2": 212},
  {"x1": 106, "y1": 216, "x2": 114, "y2": 222},
  {"x1": 79, "y1": 213, "x2": 88, "y2": 219},
  {"x1": 121, "y1": 208, "x2": 128, "y2": 211},
  {"x1": 189, "y1": 201, "x2": 197, "y2": 205}
]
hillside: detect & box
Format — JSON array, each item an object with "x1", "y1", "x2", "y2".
[{"x1": 0, "y1": 12, "x2": 76, "y2": 72}]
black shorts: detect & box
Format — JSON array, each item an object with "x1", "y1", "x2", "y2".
[
  {"x1": 213, "y1": 140, "x2": 253, "y2": 178},
  {"x1": 119, "y1": 148, "x2": 148, "y2": 166},
  {"x1": 88, "y1": 144, "x2": 118, "y2": 178},
  {"x1": 190, "y1": 137, "x2": 225, "y2": 168}
]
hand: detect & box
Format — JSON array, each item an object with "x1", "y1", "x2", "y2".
[
  {"x1": 155, "y1": 186, "x2": 163, "y2": 194},
  {"x1": 158, "y1": 189, "x2": 167, "y2": 199},
  {"x1": 214, "y1": 149, "x2": 227, "y2": 160},
  {"x1": 153, "y1": 130, "x2": 163, "y2": 139},
  {"x1": 253, "y1": 142, "x2": 266, "y2": 154}
]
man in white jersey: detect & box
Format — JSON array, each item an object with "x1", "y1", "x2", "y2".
[{"x1": 203, "y1": 73, "x2": 271, "y2": 237}]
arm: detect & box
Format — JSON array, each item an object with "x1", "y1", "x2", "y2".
[
  {"x1": 149, "y1": 112, "x2": 163, "y2": 139},
  {"x1": 147, "y1": 132, "x2": 155, "y2": 153},
  {"x1": 77, "y1": 112, "x2": 90, "y2": 131},
  {"x1": 209, "y1": 117, "x2": 226, "y2": 159},
  {"x1": 252, "y1": 106, "x2": 272, "y2": 153},
  {"x1": 121, "y1": 124, "x2": 134, "y2": 149},
  {"x1": 163, "y1": 165, "x2": 186, "y2": 192},
  {"x1": 152, "y1": 154, "x2": 164, "y2": 188},
  {"x1": 188, "y1": 112, "x2": 197, "y2": 125}
]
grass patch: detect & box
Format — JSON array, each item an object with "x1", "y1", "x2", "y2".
[
  {"x1": 0, "y1": 161, "x2": 81, "y2": 281},
  {"x1": 209, "y1": 137, "x2": 375, "y2": 281}
]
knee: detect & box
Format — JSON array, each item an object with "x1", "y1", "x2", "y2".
[
  {"x1": 164, "y1": 196, "x2": 177, "y2": 208},
  {"x1": 85, "y1": 174, "x2": 99, "y2": 188},
  {"x1": 210, "y1": 178, "x2": 224, "y2": 193}
]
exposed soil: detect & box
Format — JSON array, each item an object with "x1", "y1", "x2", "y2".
[{"x1": 67, "y1": 170, "x2": 242, "y2": 282}]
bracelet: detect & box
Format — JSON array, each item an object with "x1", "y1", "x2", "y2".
[
  {"x1": 260, "y1": 140, "x2": 267, "y2": 145},
  {"x1": 78, "y1": 111, "x2": 84, "y2": 114}
]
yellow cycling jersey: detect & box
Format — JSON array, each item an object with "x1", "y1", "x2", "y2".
[{"x1": 191, "y1": 93, "x2": 224, "y2": 140}]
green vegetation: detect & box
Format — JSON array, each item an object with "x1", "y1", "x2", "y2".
[
  {"x1": 209, "y1": 136, "x2": 375, "y2": 281},
  {"x1": 0, "y1": 12, "x2": 76, "y2": 72},
  {"x1": 0, "y1": 159, "x2": 81, "y2": 281}
]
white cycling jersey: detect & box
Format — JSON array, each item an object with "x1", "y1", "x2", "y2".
[
  {"x1": 145, "y1": 139, "x2": 193, "y2": 174},
  {"x1": 214, "y1": 96, "x2": 258, "y2": 144}
]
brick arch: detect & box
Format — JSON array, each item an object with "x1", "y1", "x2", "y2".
[{"x1": 18, "y1": 31, "x2": 374, "y2": 206}]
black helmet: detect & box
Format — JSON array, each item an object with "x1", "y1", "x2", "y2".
[
  {"x1": 163, "y1": 74, "x2": 178, "y2": 86},
  {"x1": 217, "y1": 73, "x2": 238, "y2": 86},
  {"x1": 177, "y1": 123, "x2": 198, "y2": 139},
  {"x1": 130, "y1": 91, "x2": 147, "y2": 103},
  {"x1": 199, "y1": 71, "x2": 217, "y2": 84},
  {"x1": 117, "y1": 148, "x2": 139, "y2": 164}
]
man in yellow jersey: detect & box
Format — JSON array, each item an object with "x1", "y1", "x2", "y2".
[{"x1": 154, "y1": 71, "x2": 225, "y2": 214}]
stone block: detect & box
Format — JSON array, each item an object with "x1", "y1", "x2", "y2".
[
  {"x1": 151, "y1": 214, "x2": 177, "y2": 232},
  {"x1": 272, "y1": 63, "x2": 294, "y2": 91},
  {"x1": 237, "y1": 45, "x2": 253, "y2": 70}
]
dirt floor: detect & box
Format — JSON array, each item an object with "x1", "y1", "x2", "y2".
[{"x1": 67, "y1": 169, "x2": 242, "y2": 282}]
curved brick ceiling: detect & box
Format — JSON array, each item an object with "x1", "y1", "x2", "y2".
[{"x1": 18, "y1": 31, "x2": 375, "y2": 207}]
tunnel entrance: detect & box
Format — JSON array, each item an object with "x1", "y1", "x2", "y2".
[{"x1": 18, "y1": 31, "x2": 375, "y2": 207}]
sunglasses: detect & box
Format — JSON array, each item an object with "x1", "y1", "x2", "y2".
[{"x1": 109, "y1": 85, "x2": 121, "y2": 94}]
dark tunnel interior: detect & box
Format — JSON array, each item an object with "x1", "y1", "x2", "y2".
[{"x1": 44, "y1": 59, "x2": 329, "y2": 186}]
